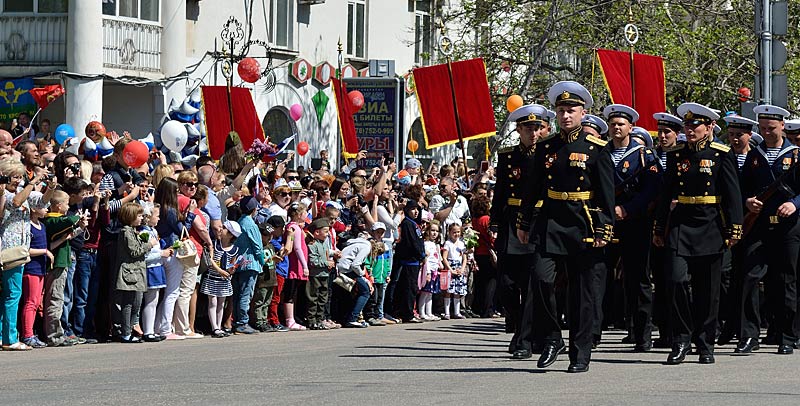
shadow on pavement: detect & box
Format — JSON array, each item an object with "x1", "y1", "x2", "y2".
[{"x1": 354, "y1": 367, "x2": 552, "y2": 374}]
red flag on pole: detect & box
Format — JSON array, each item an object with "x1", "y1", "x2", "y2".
[
  {"x1": 331, "y1": 78, "x2": 359, "y2": 159},
  {"x1": 28, "y1": 84, "x2": 65, "y2": 110},
  {"x1": 412, "y1": 58, "x2": 496, "y2": 148},
  {"x1": 596, "y1": 49, "x2": 667, "y2": 132},
  {"x1": 200, "y1": 86, "x2": 265, "y2": 160}
]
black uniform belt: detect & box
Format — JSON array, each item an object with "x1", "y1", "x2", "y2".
[
  {"x1": 676, "y1": 195, "x2": 721, "y2": 204},
  {"x1": 546, "y1": 190, "x2": 594, "y2": 201}
]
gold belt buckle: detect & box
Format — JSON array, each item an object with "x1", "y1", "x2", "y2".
[
  {"x1": 770, "y1": 216, "x2": 779, "y2": 224},
  {"x1": 561, "y1": 192, "x2": 569, "y2": 200},
  {"x1": 689, "y1": 196, "x2": 697, "y2": 204}
]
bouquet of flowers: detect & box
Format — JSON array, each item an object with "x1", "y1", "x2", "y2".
[
  {"x1": 463, "y1": 227, "x2": 479, "y2": 250},
  {"x1": 139, "y1": 231, "x2": 150, "y2": 242},
  {"x1": 246, "y1": 137, "x2": 279, "y2": 162}
]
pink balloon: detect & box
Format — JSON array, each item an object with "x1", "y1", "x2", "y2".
[{"x1": 289, "y1": 104, "x2": 303, "y2": 121}]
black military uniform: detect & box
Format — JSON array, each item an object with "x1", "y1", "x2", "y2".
[
  {"x1": 490, "y1": 104, "x2": 546, "y2": 356},
  {"x1": 653, "y1": 104, "x2": 743, "y2": 365},
  {"x1": 517, "y1": 81, "x2": 615, "y2": 373},
  {"x1": 737, "y1": 111, "x2": 800, "y2": 354},
  {"x1": 596, "y1": 118, "x2": 661, "y2": 351}
]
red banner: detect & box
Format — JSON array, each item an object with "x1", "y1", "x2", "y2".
[
  {"x1": 200, "y1": 86, "x2": 265, "y2": 160},
  {"x1": 412, "y1": 58, "x2": 496, "y2": 149},
  {"x1": 596, "y1": 49, "x2": 666, "y2": 133},
  {"x1": 331, "y1": 78, "x2": 359, "y2": 159},
  {"x1": 29, "y1": 84, "x2": 65, "y2": 110}
]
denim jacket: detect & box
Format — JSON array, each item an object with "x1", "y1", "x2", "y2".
[{"x1": 235, "y1": 214, "x2": 265, "y2": 273}]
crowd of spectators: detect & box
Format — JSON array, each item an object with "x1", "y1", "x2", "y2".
[{"x1": 0, "y1": 125, "x2": 500, "y2": 350}]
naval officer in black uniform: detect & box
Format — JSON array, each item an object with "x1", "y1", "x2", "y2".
[
  {"x1": 653, "y1": 102, "x2": 743, "y2": 365},
  {"x1": 490, "y1": 103, "x2": 548, "y2": 356},
  {"x1": 516, "y1": 81, "x2": 615, "y2": 373}
]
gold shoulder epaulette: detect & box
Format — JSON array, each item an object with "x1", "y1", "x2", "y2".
[
  {"x1": 664, "y1": 144, "x2": 685, "y2": 153},
  {"x1": 498, "y1": 146, "x2": 514, "y2": 154},
  {"x1": 537, "y1": 133, "x2": 555, "y2": 143},
  {"x1": 586, "y1": 134, "x2": 607, "y2": 147},
  {"x1": 645, "y1": 149, "x2": 654, "y2": 155},
  {"x1": 710, "y1": 142, "x2": 731, "y2": 153}
]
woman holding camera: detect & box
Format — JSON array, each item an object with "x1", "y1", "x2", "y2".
[{"x1": 0, "y1": 159, "x2": 56, "y2": 350}]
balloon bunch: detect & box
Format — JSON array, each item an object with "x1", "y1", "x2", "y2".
[
  {"x1": 155, "y1": 88, "x2": 207, "y2": 165},
  {"x1": 61, "y1": 121, "x2": 115, "y2": 161}
]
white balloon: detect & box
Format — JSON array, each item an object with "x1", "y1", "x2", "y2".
[
  {"x1": 83, "y1": 137, "x2": 96, "y2": 153},
  {"x1": 190, "y1": 88, "x2": 202, "y2": 103},
  {"x1": 168, "y1": 150, "x2": 182, "y2": 163},
  {"x1": 161, "y1": 120, "x2": 189, "y2": 152},
  {"x1": 167, "y1": 98, "x2": 178, "y2": 112},
  {"x1": 195, "y1": 122, "x2": 206, "y2": 137},
  {"x1": 141, "y1": 132, "x2": 155, "y2": 149},
  {"x1": 185, "y1": 123, "x2": 200, "y2": 137},
  {"x1": 198, "y1": 137, "x2": 208, "y2": 154},
  {"x1": 176, "y1": 99, "x2": 199, "y2": 115},
  {"x1": 181, "y1": 154, "x2": 199, "y2": 168}
]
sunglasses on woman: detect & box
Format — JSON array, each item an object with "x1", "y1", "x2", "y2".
[
  {"x1": 278, "y1": 192, "x2": 291, "y2": 197},
  {"x1": 181, "y1": 182, "x2": 198, "y2": 188}
]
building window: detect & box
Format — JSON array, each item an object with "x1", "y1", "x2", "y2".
[
  {"x1": 414, "y1": 0, "x2": 432, "y2": 65},
  {"x1": 347, "y1": 0, "x2": 366, "y2": 59},
  {"x1": 271, "y1": 0, "x2": 295, "y2": 50},
  {"x1": 3, "y1": 0, "x2": 67, "y2": 13},
  {"x1": 102, "y1": 0, "x2": 159, "y2": 22}
]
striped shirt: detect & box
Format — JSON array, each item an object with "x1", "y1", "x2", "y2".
[
  {"x1": 736, "y1": 153, "x2": 747, "y2": 170},
  {"x1": 766, "y1": 148, "x2": 781, "y2": 166},
  {"x1": 611, "y1": 147, "x2": 627, "y2": 166},
  {"x1": 659, "y1": 151, "x2": 668, "y2": 170}
]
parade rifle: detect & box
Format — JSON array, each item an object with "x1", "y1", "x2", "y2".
[{"x1": 742, "y1": 164, "x2": 800, "y2": 238}]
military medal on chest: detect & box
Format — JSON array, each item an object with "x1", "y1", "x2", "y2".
[
  {"x1": 545, "y1": 153, "x2": 557, "y2": 169},
  {"x1": 568, "y1": 152, "x2": 588, "y2": 169},
  {"x1": 678, "y1": 159, "x2": 691, "y2": 173},
  {"x1": 782, "y1": 157, "x2": 792, "y2": 171},
  {"x1": 622, "y1": 160, "x2": 630, "y2": 173},
  {"x1": 511, "y1": 167, "x2": 522, "y2": 179},
  {"x1": 699, "y1": 159, "x2": 714, "y2": 175}
]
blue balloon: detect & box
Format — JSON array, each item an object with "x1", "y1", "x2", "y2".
[{"x1": 54, "y1": 124, "x2": 75, "y2": 145}]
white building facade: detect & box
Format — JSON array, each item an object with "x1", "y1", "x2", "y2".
[{"x1": 0, "y1": 0, "x2": 468, "y2": 170}]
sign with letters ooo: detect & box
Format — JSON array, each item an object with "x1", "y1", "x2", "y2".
[{"x1": 344, "y1": 78, "x2": 403, "y2": 169}]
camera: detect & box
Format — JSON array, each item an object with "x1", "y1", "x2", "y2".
[
  {"x1": 66, "y1": 162, "x2": 82, "y2": 175},
  {"x1": 357, "y1": 194, "x2": 367, "y2": 207},
  {"x1": 0, "y1": 175, "x2": 9, "y2": 184}
]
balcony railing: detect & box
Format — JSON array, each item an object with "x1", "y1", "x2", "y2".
[
  {"x1": 0, "y1": 15, "x2": 68, "y2": 66},
  {"x1": 102, "y1": 17, "x2": 162, "y2": 72}
]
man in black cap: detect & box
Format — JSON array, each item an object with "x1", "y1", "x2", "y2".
[
  {"x1": 516, "y1": 81, "x2": 615, "y2": 373},
  {"x1": 653, "y1": 102, "x2": 743, "y2": 365},
  {"x1": 491, "y1": 103, "x2": 547, "y2": 358}
]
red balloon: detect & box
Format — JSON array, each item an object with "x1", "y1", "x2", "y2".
[
  {"x1": 85, "y1": 121, "x2": 107, "y2": 142},
  {"x1": 122, "y1": 140, "x2": 149, "y2": 168},
  {"x1": 238, "y1": 57, "x2": 261, "y2": 83},
  {"x1": 348, "y1": 90, "x2": 364, "y2": 113},
  {"x1": 738, "y1": 87, "x2": 751, "y2": 102},
  {"x1": 297, "y1": 141, "x2": 309, "y2": 156}
]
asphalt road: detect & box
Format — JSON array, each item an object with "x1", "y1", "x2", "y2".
[{"x1": 1, "y1": 319, "x2": 798, "y2": 405}]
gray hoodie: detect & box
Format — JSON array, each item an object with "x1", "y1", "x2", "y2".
[{"x1": 336, "y1": 236, "x2": 372, "y2": 277}]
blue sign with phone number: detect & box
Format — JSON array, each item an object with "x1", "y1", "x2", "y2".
[{"x1": 344, "y1": 78, "x2": 402, "y2": 169}]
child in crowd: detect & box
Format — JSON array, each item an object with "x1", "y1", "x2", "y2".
[
  {"x1": 19, "y1": 202, "x2": 54, "y2": 348},
  {"x1": 364, "y1": 222, "x2": 391, "y2": 326},
  {"x1": 141, "y1": 204, "x2": 172, "y2": 342},
  {"x1": 419, "y1": 220, "x2": 443, "y2": 321},
  {"x1": 306, "y1": 218, "x2": 333, "y2": 330},
  {"x1": 282, "y1": 202, "x2": 310, "y2": 331},
  {"x1": 443, "y1": 223, "x2": 467, "y2": 320},
  {"x1": 43, "y1": 190, "x2": 85, "y2": 347},
  {"x1": 233, "y1": 196, "x2": 265, "y2": 335},
  {"x1": 202, "y1": 220, "x2": 240, "y2": 338},
  {"x1": 265, "y1": 215, "x2": 289, "y2": 332},
  {"x1": 114, "y1": 202, "x2": 156, "y2": 343},
  {"x1": 251, "y1": 220, "x2": 279, "y2": 332}
]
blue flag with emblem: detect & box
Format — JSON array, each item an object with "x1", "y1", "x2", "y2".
[{"x1": 0, "y1": 78, "x2": 36, "y2": 122}]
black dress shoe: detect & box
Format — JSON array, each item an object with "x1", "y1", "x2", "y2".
[
  {"x1": 537, "y1": 340, "x2": 566, "y2": 368},
  {"x1": 777, "y1": 344, "x2": 794, "y2": 355},
  {"x1": 511, "y1": 349, "x2": 532, "y2": 360},
  {"x1": 592, "y1": 335, "x2": 601, "y2": 349},
  {"x1": 633, "y1": 341, "x2": 652, "y2": 353},
  {"x1": 735, "y1": 337, "x2": 759, "y2": 354},
  {"x1": 666, "y1": 343, "x2": 691, "y2": 365},
  {"x1": 794, "y1": 339, "x2": 800, "y2": 349},
  {"x1": 699, "y1": 353, "x2": 715, "y2": 364},
  {"x1": 567, "y1": 363, "x2": 589, "y2": 373}
]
